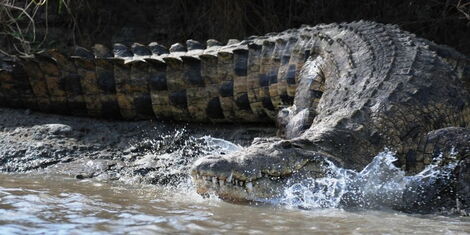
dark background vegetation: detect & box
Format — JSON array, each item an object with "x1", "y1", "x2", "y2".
[{"x1": 1, "y1": 0, "x2": 469, "y2": 56}]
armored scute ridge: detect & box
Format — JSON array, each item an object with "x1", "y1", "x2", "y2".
[
  {"x1": 186, "y1": 21, "x2": 470, "y2": 208},
  {"x1": 0, "y1": 27, "x2": 317, "y2": 123},
  {"x1": 1, "y1": 21, "x2": 470, "y2": 210}
]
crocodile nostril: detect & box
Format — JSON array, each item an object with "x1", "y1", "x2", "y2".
[{"x1": 292, "y1": 144, "x2": 303, "y2": 149}]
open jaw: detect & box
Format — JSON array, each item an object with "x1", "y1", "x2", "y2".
[{"x1": 190, "y1": 138, "x2": 341, "y2": 202}]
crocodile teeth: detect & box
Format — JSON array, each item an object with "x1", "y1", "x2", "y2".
[
  {"x1": 226, "y1": 173, "x2": 233, "y2": 183},
  {"x1": 246, "y1": 182, "x2": 253, "y2": 192},
  {"x1": 239, "y1": 181, "x2": 244, "y2": 187},
  {"x1": 219, "y1": 179, "x2": 225, "y2": 186},
  {"x1": 212, "y1": 177, "x2": 217, "y2": 185}
]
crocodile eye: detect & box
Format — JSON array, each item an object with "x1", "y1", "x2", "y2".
[{"x1": 280, "y1": 141, "x2": 292, "y2": 149}]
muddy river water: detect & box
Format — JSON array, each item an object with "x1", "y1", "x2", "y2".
[{"x1": 1, "y1": 173, "x2": 469, "y2": 234}]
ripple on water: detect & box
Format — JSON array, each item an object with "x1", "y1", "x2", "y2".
[
  {"x1": 0, "y1": 136, "x2": 469, "y2": 234},
  {"x1": 0, "y1": 173, "x2": 469, "y2": 234}
]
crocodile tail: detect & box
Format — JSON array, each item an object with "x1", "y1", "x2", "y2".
[{"x1": 0, "y1": 30, "x2": 312, "y2": 122}]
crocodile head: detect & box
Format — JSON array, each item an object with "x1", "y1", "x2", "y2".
[{"x1": 191, "y1": 137, "x2": 345, "y2": 202}]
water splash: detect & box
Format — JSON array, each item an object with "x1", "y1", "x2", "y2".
[
  {"x1": 280, "y1": 151, "x2": 458, "y2": 211},
  {"x1": 156, "y1": 135, "x2": 241, "y2": 203},
  {"x1": 281, "y1": 158, "x2": 352, "y2": 209},
  {"x1": 130, "y1": 132, "x2": 458, "y2": 212},
  {"x1": 125, "y1": 129, "x2": 242, "y2": 186}
]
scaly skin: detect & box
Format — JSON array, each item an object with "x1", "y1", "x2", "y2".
[
  {"x1": 1, "y1": 28, "x2": 308, "y2": 122},
  {"x1": 190, "y1": 21, "x2": 470, "y2": 211},
  {"x1": 0, "y1": 21, "x2": 469, "y2": 211}
]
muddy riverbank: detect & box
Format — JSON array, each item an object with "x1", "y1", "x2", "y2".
[{"x1": 0, "y1": 108, "x2": 275, "y2": 185}]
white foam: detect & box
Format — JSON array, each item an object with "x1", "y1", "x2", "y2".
[{"x1": 279, "y1": 150, "x2": 457, "y2": 210}]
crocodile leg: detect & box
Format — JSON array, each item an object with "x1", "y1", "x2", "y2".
[{"x1": 400, "y1": 127, "x2": 470, "y2": 212}]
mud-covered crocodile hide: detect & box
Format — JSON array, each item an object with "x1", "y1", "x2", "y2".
[{"x1": 1, "y1": 21, "x2": 470, "y2": 211}]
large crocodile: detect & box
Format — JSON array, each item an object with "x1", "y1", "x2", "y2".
[
  {"x1": 0, "y1": 21, "x2": 469, "y2": 212},
  {"x1": 188, "y1": 21, "x2": 470, "y2": 212}
]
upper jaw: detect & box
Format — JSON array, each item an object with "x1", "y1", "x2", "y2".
[
  {"x1": 190, "y1": 140, "x2": 314, "y2": 182},
  {"x1": 191, "y1": 171, "x2": 291, "y2": 202},
  {"x1": 190, "y1": 139, "x2": 339, "y2": 201}
]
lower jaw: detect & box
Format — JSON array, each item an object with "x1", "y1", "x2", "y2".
[
  {"x1": 193, "y1": 175, "x2": 294, "y2": 202},
  {"x1": 194, "y1": 182, "x2": 287, "y2": 204},
  {"x1": 194, "y1": 180, "x2": 260, "y2": 202},
  {"x1": 196, "y1": 185, "x2": 248, "y2": 201}
]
